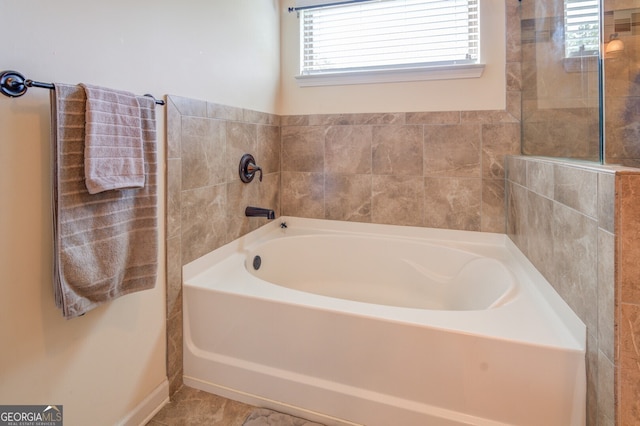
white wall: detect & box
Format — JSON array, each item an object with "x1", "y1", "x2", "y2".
[
  {"x1": 278, "y1": 0, "x2": 506, "y2": 115},
  {"x1": 0, "y1": 1, "x2": 280, "y2": 425}
]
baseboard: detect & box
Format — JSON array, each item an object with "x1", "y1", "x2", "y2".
[{"x1": 116, "y1": 378, "x2": 170, "y2": 426}]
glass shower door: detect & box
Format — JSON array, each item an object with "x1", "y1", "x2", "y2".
[{"x1": 521, "y1": 0, "x2": 602, "y2": 161}]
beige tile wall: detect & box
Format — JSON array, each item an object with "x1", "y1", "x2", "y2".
[
  {"x1": 165, "y1": 95, "x2": 280, "y2": 394},
  {"x1": 279, "y1": 112, "x2": 520, "y2": 232},
  {"x1": 507, "y1": 155, "x2": 640, "y2": 426}
]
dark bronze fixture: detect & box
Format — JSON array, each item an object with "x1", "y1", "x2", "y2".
[
  {"x1": 245, "y1": 206, "x2": 275, "y2": 220},
  {"x1": 239, "y1": 154, "x2": 263, "y2": 183},
  {"x1": 0, "y1": 70, "x2": 165, "y2": 104}
]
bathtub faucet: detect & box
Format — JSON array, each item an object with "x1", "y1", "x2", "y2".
[{"x1": 245, "y1": 206, "x2": 275, "y2": 220}]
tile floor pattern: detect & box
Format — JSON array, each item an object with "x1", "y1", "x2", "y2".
[{"x1": 147, "y1": 386, "x2": 324, "y2": 426}]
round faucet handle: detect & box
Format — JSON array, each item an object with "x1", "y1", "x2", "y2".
[{"x1": 239, "y1": 154, "x2": 263, "y2": 183}]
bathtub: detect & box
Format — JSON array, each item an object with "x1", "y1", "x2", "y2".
[{"x1": 183, "y1": 217, "x2": 586, "y2": 426}]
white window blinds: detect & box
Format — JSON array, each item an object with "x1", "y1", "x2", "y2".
[
  {"x1": 299, "y1": 0, "x2": 479, "y2": 75},
  {"x1": 564, "y1": 0, "x2": 600, "y2": 57},
  {"x1": 293, "y1": 0, "x2": 373, "y2": 10}
]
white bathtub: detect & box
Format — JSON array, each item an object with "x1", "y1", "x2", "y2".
[{"x1": 183, "y1": 217, "x2": 586, "y2": 426}]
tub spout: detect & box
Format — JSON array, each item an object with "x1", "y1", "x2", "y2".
[{"x1": 245, "y1": 206, "x2": 275, "y2": 220}]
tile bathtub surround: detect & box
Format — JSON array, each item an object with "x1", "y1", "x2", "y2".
[
  {"x1": 506, "y1": 155, "x2": 640, "y2": 426},
  {"x1": 166, "y1": 99, "x2": 520, "y2": 397},
  {"x1": 163, "y1": 0, "x2": 523, "y2": 404},
  {"x1": 280, "y1": 113, "x2": 520, "y2": 231},
  {"x1": 165, "y1": 95, "x2": 281, "y2": 395}
]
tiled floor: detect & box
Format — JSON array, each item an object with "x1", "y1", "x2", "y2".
[{"x1": 147, "y1": 386, "x2": 324, "y2": 426}]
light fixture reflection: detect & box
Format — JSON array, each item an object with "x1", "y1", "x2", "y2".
[{"x1": 606, "y1": 33, "x2": 625, "y2": 54}]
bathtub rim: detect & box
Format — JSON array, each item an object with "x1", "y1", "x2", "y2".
[
  {"x1": 184, "y1": 216, "x2": 586, "y2": 353},
  {"x1": 185, "y1": 216, "x2": 514, "y2": 279}
]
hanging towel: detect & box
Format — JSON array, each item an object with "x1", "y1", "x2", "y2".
[
  {"x1": 51, "y1": 84, "x2": 158, "y2": 319},
  {"x1": 80, "y1": 83, "x2": 145, "y2": 194}
]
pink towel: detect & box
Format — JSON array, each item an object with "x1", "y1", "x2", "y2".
[{"x1": 80, "y1": 84, "x2": 145, "y2": 194}]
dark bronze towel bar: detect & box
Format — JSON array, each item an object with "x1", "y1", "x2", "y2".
[{"x1": 0, "y1": 70, "x2": 165, "y2": 105}]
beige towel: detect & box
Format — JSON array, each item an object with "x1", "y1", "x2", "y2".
[
  {"x1": 80, "y1": 83, "x2": 145, "y2": 194},
  {"x1": 51, "y1": 84, "x2": 158, "y2": 319}
]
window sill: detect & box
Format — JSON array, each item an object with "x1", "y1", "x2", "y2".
[{"x1": 295, "y1": 63, "x2": 485, "y2": 87}]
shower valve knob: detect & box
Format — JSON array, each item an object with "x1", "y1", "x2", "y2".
[{"x1": 239, "y1": 153, "x2": 263, "y2": 183}]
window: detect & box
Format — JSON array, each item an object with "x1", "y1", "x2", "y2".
[
  {"x1": 564, "y1": 0, "x2": 600, "y2": 57},
  {"x1": 293, "y1": 0, "x2": 483, "y2": 86}
]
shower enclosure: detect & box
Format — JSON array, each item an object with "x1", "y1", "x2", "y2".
[
  {"x1": 522, "y1": 0, "x2": 640, "y2": 166},
  {"x1": 521, "y1": 0, "x2": 600, "y2": 160}
]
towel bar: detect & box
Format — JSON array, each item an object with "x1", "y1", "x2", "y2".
[{"x1": 0, "y1": 70, "x2": 165, "y2": 105}]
